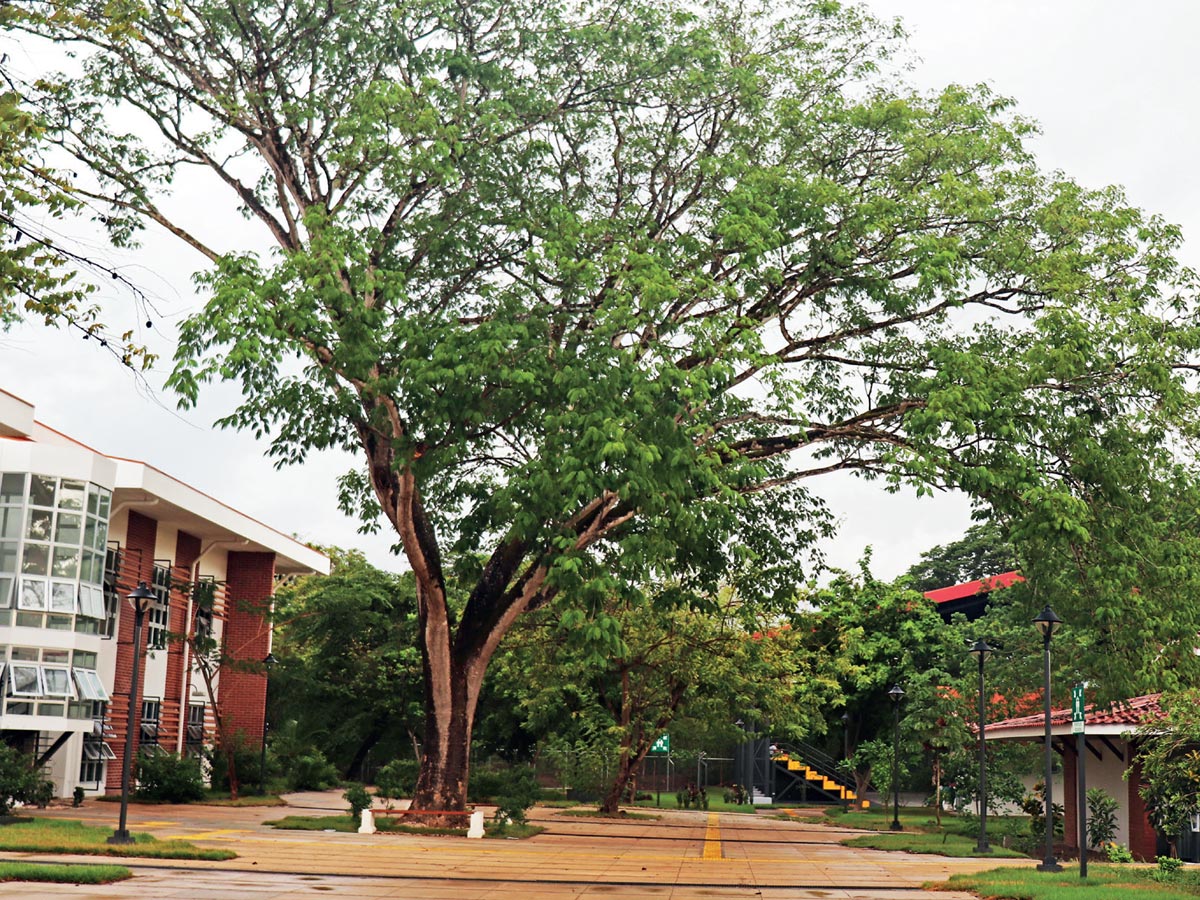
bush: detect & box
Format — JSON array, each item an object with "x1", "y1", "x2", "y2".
[
  {"x1": 1019, "y1": 781, "x2": 1063, "y2": 843},
  {"x1": 374, "y1": 759, "x2": 418, "y2": 803},
  {"x1": 207, "y1": 733, "x2": 274, "y2": 794},
  {"x1": 135, "y1": 752, "x2": 205, "y2": 803},
  {"x1": 490, "y1": 767, "x2": 541, "y2": 826},
  {"x1": 287, "y1": 750, "x2": 339, "y2": 792},
  {"x1": 1105, "y1": 842, "x2": 1134, "y2": 863},
  {"x1": 1155, "y1": 855, "x2": 1184, "y2": 881},
  {"x1": 343, "y1": 784, "x2": 372, "y2": 818},
  {"x1": 1086, "y1": 787, "x2": 1120, "y2": 848},
  {"x1": 0, "y1": 743, "x2": 46, "y2": 815}
]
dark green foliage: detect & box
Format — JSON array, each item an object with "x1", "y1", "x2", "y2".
[
  {"x1": 1136, "y1": 690, "x2": 1200, "y2": 844},
  {"x1": 205, "y1": 734, "x2": 268, "y2": 795},
  {"x1": 1019, "y1": 782, "x2": 1064, "y2": 844},
  {"x1": 1087, "y1": 787, "x2": 1120, "y2": 849},
  {"x1": 0, "y1": 744, "x2": 49, "y2": 816},
  {"x1": 342, "y1": 784, "x2": 371, "y2": 818},
  {"x1": 905, "y1": 523, "x2": 1017, "y2": 593},
  {"x1": 373, "y1": 759, "x2": 418, "y2": 802},
  {"x1": 286, "y1": 750, "x2": 339, "y2": 792},
  {"x1": 134, "y1": 752, "x2": 205, "y2": 803},
  {"x1": 488, "y1": 767, "x2": 541, "y2": 826}
]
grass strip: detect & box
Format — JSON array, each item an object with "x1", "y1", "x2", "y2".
[
  {"x1": 844, "y1": 831, "x2": 1027, "y2": 858},
  {"x1": 268, "y1": 814, "x2": 543, "y2": 838},
  {"x1": 1, "y1": 819, "x2": 234, "y2": 860},
  {"x1": 936, "y1": 865, "x2": 1200, "y2": 899},
  {"x1": 0, "y1": 861, "x2": 131, "y2": 884},
  {"x1": 559, "y1": 808, "x2": 660, "y2": 820}
]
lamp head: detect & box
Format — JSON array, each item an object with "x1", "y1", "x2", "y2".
[
  {"x1": 967, "y1": 638, "x2": 994, "y2": 662},
  {"x1": 888, "y1": 683, "x2": 905, "y2": 703},
  {"x1": 1032, "y1": 605, "x2": 1063, "y2": 639},
  {"x1": 263, "y1": 652, "x2": 278, "y2": 667},
  {"x1": 127, "y1": 582, "x2": 155, "y2": 613}
]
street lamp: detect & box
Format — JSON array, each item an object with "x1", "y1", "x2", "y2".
[
  {"x1": 841, "y1": 711, "x2": 851, "y2": 761},
  {"x1": 1033, "y1": 605, "x2": 1064, "y2": 873},
  {"x1": 967, "y1": 640, "x2": 995, "y2": 854},
  {"x1": 109, "y1": 582, "x2": 156, "y2": 845},
  {"x1": 259, "y1": 652, "x2": 277, "y2": 795},
  {"x1": 888, "y1": 683, "x2": 905, "y2": 831}
]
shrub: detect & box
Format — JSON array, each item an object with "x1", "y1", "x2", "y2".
[
  {"x1": 135, "y1": 752, "x2": 205, "y2": 803},
  {"x1": 287, "y1": 750, "x2": 339, "y2": 791},
  {"x1": 1105, "y1": 842, "x2": 1134, "y2": 863},
  {"x1": 490, "y1": 767, "x2": 541, "y2": 826},
  {"x1": 207, "y1": 733, "x2": 275, "y2": 794},
  {"x1": 1019, "y1": 781, "x2": 1063, "y2": 843},
  {"x1": 0, "y1": 743, "x2": 46, "y2": 815},
  {"x1": 1086, "y1": 787, "x2": 1120, "y2": 848},
  {"x1": 374, "y1": 759, "x2": 418, "y2": 804},
  {"x1": 343, "y1": 783, "x2": 372, "y2": 818}
]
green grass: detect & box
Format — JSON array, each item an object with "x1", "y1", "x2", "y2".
[
  {"x1": 266, "y1": 814, "x2": 543, "y2": 839},
  {"x1": 845, "y1": 831, "x2": 1027, "y2": 858},
  {"x1": 824, "y1": 805, "x2": 1028, "y2": 838},
  {"x1": 0, "y1": 861, "x2": 131, "y2": 884},
  {"x1": 558, "y1": 807, "x2": 661, "y2": 820},
  {"x1": 0, "y1": 819, "x2": 234, "y2": 860},
  {"x1": 936, "y1": 865, "x2": 1200, "y2": 899}
]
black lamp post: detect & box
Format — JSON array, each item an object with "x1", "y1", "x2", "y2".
[
  {"x1": 967, "y1": 640, "x2": 994, "y2": 854},
  {"x1": 259, "y1": 652, "x2": 277, "y2": 795},
  {"x1": 841, "y1": 711, "x2": 850, "y2": 760},
  {"x1": 109, "y1": 582, "x2": 155, "y2": 845},
  {"x1": 1033, "y1": 605, "x2": 1064, "y2": 873},
  {"x1": 888, "y1": 683, "x2": 905, "y2": 831}
]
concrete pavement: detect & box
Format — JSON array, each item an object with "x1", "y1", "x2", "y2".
[{"x1": 0, "y1": 792, "x2": 1031, "y2": 898}]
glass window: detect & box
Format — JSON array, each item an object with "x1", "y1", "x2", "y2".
[
  {"x1": 17, "y1": 579, "x2": 46, "y2": 611},
  {"x1": 51, "y1": 546, "x2": 80, "y2": 579},
  {"x1": 21, "y1": 543, "x2": 48, "y2": 575},
  {"x1": 42, "y1": 649, "x2": 69, "y2": 664},
  {"x1": 29, "y1": 475, "x2": 55, "y2": 508},
  {"x1": 10, "y1": 648, "x2": 37, "y2": 661},
  {"x1": 0, "y1": 541, "x2": 15, "y2": 573},
  {"x1": 97, "y1": 490, "x2": 111, "y2": 521},
  {"x1": 73, "y1": 650, "x2": 98, "y2": 668},
  {"x1": 49, "y1": 582, "x2": 77, "y2": 614},
  {"x1": 42, "y1": 666, "x2": 74, "y2": 698},
  {"x1": 0, "y1": 507, "x2": 21, "y2": 540},
  {"x1": 57, "y1": 480, "x2": 85, "y2": 510},
  {"x1": 54, "y1": 513, "x2": 81, "y2": 545},
  {"x1": 0, "y1": 577, "x2": 11, "y2": 609},
  {"x1": 0, "y1": 474, "x2": 25, "y2": 504},
  {"x1": 9, "y1": 664, "x2": 43, "y2": 696}
]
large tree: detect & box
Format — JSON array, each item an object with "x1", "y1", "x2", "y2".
[{"x1": 14, "y1": 0, "x2": 1200, "y2": 813}]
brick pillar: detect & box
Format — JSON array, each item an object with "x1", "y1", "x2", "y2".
[
  {"x1": 1127, "y1": 759, "x2": 1158, "y2": 861},
  {"x1": 106, "y1": 510, "x2": 157, "y2": 791},
  {"x1": 219, "y1": 551, "x2": 275, "y2": 744}
]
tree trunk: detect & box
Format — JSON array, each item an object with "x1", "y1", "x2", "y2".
[
  {"x1": 599, "y1": 751, "x2": 644, "y2": 815},
  {"x1": 345, "y1": 718, "x2": 387, "y2": 782}
]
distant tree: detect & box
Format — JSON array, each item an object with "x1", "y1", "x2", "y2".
[
  {"x1": 1136, "y1": 689, "x2": 1200, "y2": 856},
  {"x1": 271, "y1": 550, "x2": 423, "y2": 779},
  {"x1": 905, "y1": 522, "x2": 1017, "y2": 593}
]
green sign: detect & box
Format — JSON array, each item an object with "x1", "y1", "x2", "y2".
[
  {"x1": 1071, "y1": 684, "x2": 1085, "y2": 734},
  {"x1": 651, "y1": 733, "x2": 670, "y2": 754}
]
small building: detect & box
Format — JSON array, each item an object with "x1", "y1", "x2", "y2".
[{"x1": 0, "y1": 389, "x2": 328, "y2": 797}]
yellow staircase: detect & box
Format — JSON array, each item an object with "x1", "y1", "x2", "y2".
[{"x1": 773, "y1": 753, "x2": 869, "y2": 808}]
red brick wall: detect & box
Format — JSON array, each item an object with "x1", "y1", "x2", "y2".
[
  {"x1": 1127, "y1": 759, "x2": 1157, "y2": 861},
  {"x1": 219, "y1": 551, "x2": 275, "y2": 744},
  {"x1": 106, "y1": 511, "x2": 158, "y2": 791},
  {"x1": 1062, "y1": 745, "x2": 1079, "y2": 849}
]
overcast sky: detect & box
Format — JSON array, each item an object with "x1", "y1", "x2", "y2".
[{"x1": 3, "y1": 1, "x2": 1196, "y2": 581}]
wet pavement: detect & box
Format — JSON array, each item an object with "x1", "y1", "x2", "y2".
[{"x1": 0, "y1": 791, "x2": 1031, "y2": 898}]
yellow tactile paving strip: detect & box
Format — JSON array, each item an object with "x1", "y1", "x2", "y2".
[{"x1": 702, "y1": 811, "x2": 723, "y2": 860}]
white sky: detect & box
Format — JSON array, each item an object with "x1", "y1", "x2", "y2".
[{"x1": 2, "y1": 1, "x2": 1195, "y2": 580}]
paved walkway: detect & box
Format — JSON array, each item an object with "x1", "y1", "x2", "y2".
[{"x1": 0, "y1": 792, "x2": 1032, "y2": 898}]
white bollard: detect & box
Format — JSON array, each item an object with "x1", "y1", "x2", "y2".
[
  {"x1": 358, "y1": 808, "x2": 377, "y2": 834},
  {"x1": 467, "y1": 810, "x2": 485, "y2": 839}
]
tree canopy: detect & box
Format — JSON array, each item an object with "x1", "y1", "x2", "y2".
[{"x1": 14, "y1": 0, "x2": 1200, "y2": 809}]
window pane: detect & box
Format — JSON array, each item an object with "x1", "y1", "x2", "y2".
[
  {"x1": 9, "y1": 664, "x2": 42, "y2": 696},
  {"x1": 49, "y1": 582, "x2": 77, "y2": 614},
  {"x1": 21, "y1": 543, "x2": 48, "y2": 575},
  {"x1": 25, "y1": 509, "x2": 51, "y2": 542},
  {"x1": 97, "y1": 490, "x2": 111, "y2": 520},
  {"x1": 55, "y1": 513, "x2": 82, "y2": 545},
  {"x1": 43, "y1": 649, "x2": 69, "y2": 665},
  {"x1": 88, "y1": 671, "x2": 110, "y2": 702},
  {"x1": 52, "y1": 547, "x2": 80, "y2": 579},
  {"x1": 29, "y1": 475, "x2": 55, "y2": 508},
  {"x1": 18, "y1": 579, "x2": 46, "y2": 610},
  {"x1": 42, "y1": 667, "x2": 73, "y2": 697},
  {"x1": 58, "y1": 480, "x2": 85, "y2": 510},
  {"x1": 0, "y1": 541, "x2": 15, "y2": 573},
  {"x1": 0, "y1": 576, "x2": 11, "y2": 608},
  {"x1": 0, "y1": 474, "x2": 25, "y2": 504},
  {"x1": 0, "y1": 507, "x2": 21, "y2": 540}
]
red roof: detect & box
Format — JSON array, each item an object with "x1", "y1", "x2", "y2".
[
  {"x1": 985, "y1": 693, "x2": 1163, "y2": 735},
  {"x1": 924, "y1": 571, "x2": 1024, "y2": 605}
]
